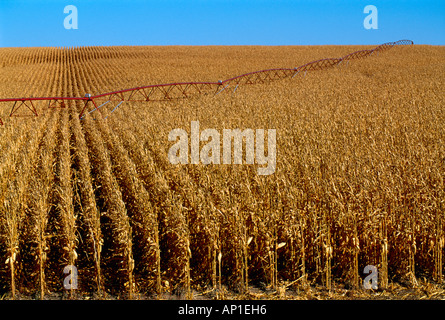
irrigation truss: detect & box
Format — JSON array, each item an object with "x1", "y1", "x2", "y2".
[{"x1": 0, "y1": 40, "x2": 413, "y2": 125}]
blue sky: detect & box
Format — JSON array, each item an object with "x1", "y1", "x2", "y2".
[{"x1": 0, "y1": 0, "x2": 443, "y2": 47}]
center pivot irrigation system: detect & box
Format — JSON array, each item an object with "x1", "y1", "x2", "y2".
[{"x1": 0, "y1": 40, "x2": 413, "y2": 125}]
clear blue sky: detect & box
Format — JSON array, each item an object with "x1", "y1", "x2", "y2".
[{"x1": 0, "y1": 0, "x2": 443, "y2": 47}]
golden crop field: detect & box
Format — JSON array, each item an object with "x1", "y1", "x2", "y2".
[{"x1": 0, "y1": 44, "x2": 444, "y2": 300}]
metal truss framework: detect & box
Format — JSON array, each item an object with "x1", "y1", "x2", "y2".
[{"x1": 0, "y1": 40, "x2": 413, "y2": 125}]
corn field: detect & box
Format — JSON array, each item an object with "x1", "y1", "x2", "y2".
[{"x1": 0, "y1": 45, "x2": 444, "y2": 299}]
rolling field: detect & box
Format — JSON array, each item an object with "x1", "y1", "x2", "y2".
[{"x1": 0, "y1": 44, "x2": 444, "y2": 299}]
